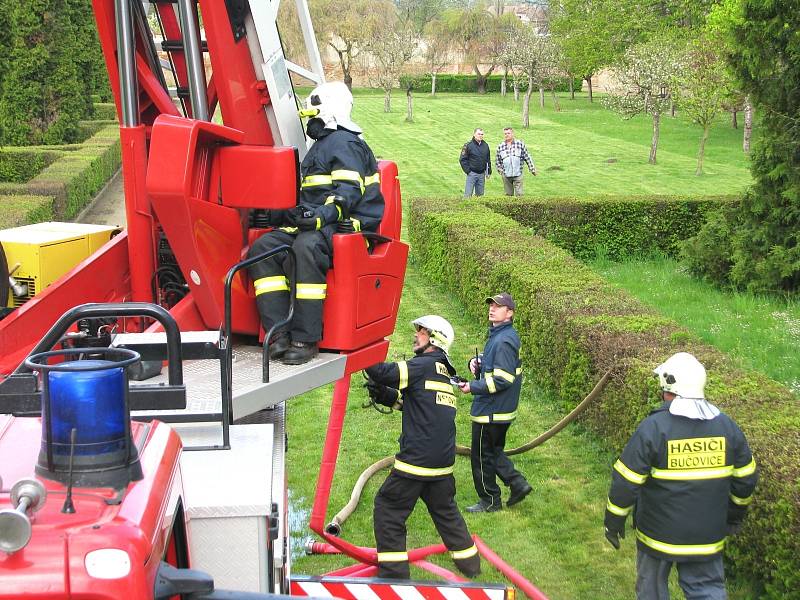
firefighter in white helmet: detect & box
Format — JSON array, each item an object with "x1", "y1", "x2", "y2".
[
  {"x1": 364, "y1": 316, "x2": 480, "y2": 580},
  {"x1": 605, "y1": 352, "x2": 758, "y2": 600},
  {"x1": 247, "y1": 81, "x2": 383, "y2": 364}
]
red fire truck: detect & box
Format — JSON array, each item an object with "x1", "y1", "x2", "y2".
[{"x1": 0, "y1": 2, "x2": 546, "y2": 599}]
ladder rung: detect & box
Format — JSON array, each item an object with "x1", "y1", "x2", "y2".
[{"x1": 161, "y1": 39, "x2": 208, "y2": 52}]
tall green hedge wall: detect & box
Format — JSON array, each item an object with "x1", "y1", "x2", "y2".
[
  {"x1": 410, "y1": 196, "x2": 800, "y2": 598},
  {"x1": 485, "y1": 195, "x2": 741, "y2": 261}
]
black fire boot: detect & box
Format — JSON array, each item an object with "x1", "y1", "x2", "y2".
[
  {"x1": 265, "y1": 333, "x2": 291, "y2": 359},
  {"x1": 281, "y1": 341, "x2": 319, "y2": 365},
  {"x1": 507, "y1": 482, "x2": 533, "y2": 507}
]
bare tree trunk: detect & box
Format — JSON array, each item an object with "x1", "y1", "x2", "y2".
[
  {"x1": 731, "y1": 108, "x2": 738, "y2": 129},
  {"x1": 539, "y1": 86, "x2": 544, "y2": 109},
  {"x1": 569, "y1": 77, "x2": 575, "y2": 100},
  {"x1": 670, "y1": 101, "x2": 676, "y2": 117},
  {"x1": 586, "y1": 76, "x2": 593, "y2": 102},
  {"x1": 406, "y1": 89, "x2": 413, "y2": 122},
  {"x1": 522, "y1": 88, "x2": 532, "y2": 128},
  {"x1": 696, "y1": 123, "x2": 709, "y2": 175},
  {"x1": 743, "y1": 96, "x2": 753, "y2": 153},
  {"x1": 384, "y1": 89, "x2": 391, "y2": 113},
  {"x1": 431, "y1": 72, "x2": 437, "y2": 96},
  {"x1": 649, "y1": 112, "x2": 660, "y2": 164},
  {"x1": 501, "y1": 68, "x2": 507, "y2": 97},
  {"x1": 513, "y1": 81, "x2": 519, "y2": 101},
  {"x1": 550, "y1": 87, "x2": 561, "y2": 112}
]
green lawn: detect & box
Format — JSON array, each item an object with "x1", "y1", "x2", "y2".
[
  {"x1": 351, "y1": 91, "x2": 753, "y2": 199},
  {"x1": 289, "y1": 92, "x2": 765, "y2": 598}
]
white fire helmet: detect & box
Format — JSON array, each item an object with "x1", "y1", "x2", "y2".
[
  {"x1": 299, "y1": 81, "x2": 362, "y2": 133},
  {"x1": 653, "y1": 352, "x2": 706, "y2": 399},
  {"x1": 412, "y1": 315, "x2": 455, "y2": 354}
]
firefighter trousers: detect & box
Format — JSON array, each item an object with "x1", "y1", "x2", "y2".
[
  {"x1": 374, "y1": 471, "x2": 480, "y2": 580},
  {"x1": 247, "y1": 228, "x2": 332, "y2": 343},
  {"x1": 471, "y1": 422, "x2": 527, "y2": 508},
  {"x1": 636, "y1": 551, "x2": 726, "y2": 600}
]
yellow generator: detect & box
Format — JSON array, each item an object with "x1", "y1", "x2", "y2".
[{"x1": 0, "y1": 222, "x2": 120, "y2": 308}]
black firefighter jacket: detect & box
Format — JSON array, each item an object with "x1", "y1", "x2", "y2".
[
  {"x1": 273, "y1": 127, "x2": 384, "y2": 234},
  {"x1": 469, "y1": 321, "x2": 522, "y2": 424},
  {"x1": 606, "y1": 401, "x2": 758, "y2": 561},
  {"x1": 365, "y1": 349, "x2": 458, "y2": 480}
]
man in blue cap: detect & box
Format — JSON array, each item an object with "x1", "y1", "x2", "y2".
[{"x1": 457, "y1": 292, "x2": 532, "y2": 512}]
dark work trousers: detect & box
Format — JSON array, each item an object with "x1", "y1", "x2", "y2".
[
  {"x1": 247, "y1": 228, "x2": 332, "y2": 343},
  {"x1": 471, "y1": 421, "x2": 526, "y2": 508},
  {"x1": 636, "y1": 550, "x2": 726, "y2": 600},
  {"x1": 374, "y1": 471, "x2": 480, "y2": 580}
]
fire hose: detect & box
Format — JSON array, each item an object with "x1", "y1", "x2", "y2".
[{"x1": 325, "y1": 370, "x2": 611, "y2": 535}]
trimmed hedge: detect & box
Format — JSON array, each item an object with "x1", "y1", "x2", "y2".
[
  {"x1": 410, "y1": 196, "x2": 800, "y2": 598},
  {"x1": 418, "y1": 73, "x2": 583, "y2": 94},
  {"x1": 0, "y1": 124, "x2": 120, "y2": 223},
  {"x1": 0, "y1": 194, "x2": 55, "y2": 229},
  {"x1": 484, "y1": 195, "x2": 741, "y2": 261},
  {"x1": 92, "y1": 103, "x2": 117, "y2": 121},
  {"x1": 0, "y1": 149, "x2": 60, "y2": 183}
]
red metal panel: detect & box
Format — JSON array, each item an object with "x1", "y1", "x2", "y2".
[
  {"x1": 0, "y1": 233, "x2": 130, "y2": 377},
  {"x1": 198, "y1": 0, "x2": 275, "y2": 145},
  {"x1": 218, "y1": 145, "x2": 298, "y2": 209}
]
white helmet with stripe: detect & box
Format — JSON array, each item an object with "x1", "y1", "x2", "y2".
[
  {"x1": 301, "y1": 81, "x2": 362, "y2": 134},
  {"x1": 412, "y1": 315, "x2": 454, "y2": 354},
  {"x1": 653, "y1": 352, "x2": 706, "y2": 399}
]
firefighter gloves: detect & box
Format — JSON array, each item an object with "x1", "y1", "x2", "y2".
[{"x1": 604, "y1": 525, "x2": 625, "y2": 550}]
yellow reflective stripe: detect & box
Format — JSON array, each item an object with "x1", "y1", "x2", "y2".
[
  {"x1": 394, "y1": 459, "x2": 454, "y2": 477},
  {"x1": 351, "y1": 218, "x2": 361, "y2": 232},
  {"x1": 377, "y1": 551, "x2": 408, "y2": 562},
  {"x1": 651, "y1": 466, "x2": 732, "y2": 481},
  {"x1": 606, "y1": 498, "x2": 633, "y2": 516},
  {"x1": 365, "y1": 172, "x2": 380, "y2": 186},
  {"x1": 325, "y1": 196, "x2": 343, "y2": 220},
  {"x1": 451, "y1": 545, "x2": 478, "y2": 560},
  {"x1": 493, "y1": 368, "x2": 515, "y2": 383},
  {"x1": 470, "y1": 415, "x2": 490, "y2": 423},
  {"x1": 614, "y1": 460, "x2": 648, "y2": 485},
  {"x1": 492, "y1": 411, "x2": 517, "y2": 422},
  {"x1": 636, "y1": 530, "x2": 725, "y2": 556},
  {"x1": 254, "y1": 276, "x2": 289, "y2": 296},
  {"x1": 398, "y1": 361, "x2": 409, "y2": 390},
  {"x1": 484, "y1": 372, "x2": 497, "y2": 394},
  {"x1": 332, "y1": 169, "x2": 365, "y2": 193},
  {"x1": 730, "y1": 493, "x2": 753, "y2": 506},
  {"x1": 296, "y1": 283, "x2": 327, "y2": 300},
  {"x1": 301, "y1": 174, "x2": 332, "y2": 187},
  {"x1": 733, "y1": 459, "x2": 756, "y2": 478},
  {"x1": 425, "y1": 380, "x2": 454, "y2": 393},
  {"x1": 315, "y1": 217, "x2": 321, "y2": 230},
  {"x1": 279, "y1": 226, "x2": 299, "y2": 233},
  {"x1": 516, "y1": 367, "x2": 523, "y2": 375},
  {"x1": 298, "y1": 108, "x2": 319, "y2": 118}
]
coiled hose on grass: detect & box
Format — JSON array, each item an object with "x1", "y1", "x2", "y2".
[{"x1": 325, "y1": 370, "x2": 612, "y2": 535}]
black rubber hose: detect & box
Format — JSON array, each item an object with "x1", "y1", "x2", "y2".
[{"x1": 0, "y1": 243, "x2": 9, "y2": 308}]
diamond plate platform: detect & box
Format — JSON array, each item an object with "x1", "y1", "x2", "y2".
[{"x1": 130, "y1": 341, "x2": 345, "y2": 421}]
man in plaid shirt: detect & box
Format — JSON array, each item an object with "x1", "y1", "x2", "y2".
[{"x1": 495, "y1": 127, "x2": 536, "y2": 196}]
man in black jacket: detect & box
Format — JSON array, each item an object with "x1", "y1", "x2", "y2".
[
  {"x1": 247, "y1": 81, "x2": 383, "y2": 365},
  {"x1": 365, "y1": 315, "x2": 480, "y2": 580},
  {"x1": 457, "y1": 292, "x2": 531, "y2": 513},
  {"x1": 604, "y1": 352, "x2": 758, "y2": 599},
  {"x1": 459, "y1": 128, "x2": 492, "y2": 198}
]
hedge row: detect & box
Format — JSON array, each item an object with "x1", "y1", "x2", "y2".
[
  {"x1": 411, "y1": 73, "x2": 583, "y2": 94},
  {"x1": 484, "y1": 195, "x2": 741, "y2": 261},
  {"x1": 0, "y1": 124, "x2": 120, "y2": 225},
  {"x1": 0, "y1": 150, "x2": 60, "y2": 183},
  {"x1": 410, "y1": 197, "x2": 800, "y2": 598},
  {"x1": 0, "y1": 194, "x2": 55, "y2": 229}
]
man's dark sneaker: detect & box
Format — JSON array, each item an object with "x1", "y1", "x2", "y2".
[
  {"x1": 281, "y1": 341, "x2": 319, "y2": 365},
  {"x1": 465, "y1": 501, "x2": 501, "y2": 513},
  {"x1": 266, "y1": 333, "x2": 290, "y2": 359},
  {"x1": 507, "y1": 482, "x2": 533, "y2": 507}
]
